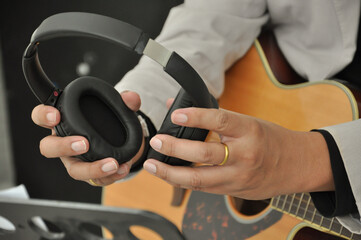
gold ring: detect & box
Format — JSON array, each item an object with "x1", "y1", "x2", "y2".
[
  {"x1": 88, "y1": 179, "x2": 99, "y2": 186},
  {"x1": 219, "y1": 143, "x2": 229, "y2": 166}
]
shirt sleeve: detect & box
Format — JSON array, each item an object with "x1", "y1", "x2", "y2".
[
  {"x1": 115, "y1": 0, "x2": 269, "y2": 129},
  {"x1": 310, "y1": 129, "x2": 357, "y2": 217},
  {"x1": 321, "y1": 119, "x2": 361, "y2": 234}
]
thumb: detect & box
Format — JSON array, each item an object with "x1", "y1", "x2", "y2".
[
  {"x1": 120, "y1": 91, "x2": 141, "y2": 112},
  {"x1": 166, "y1": 98, "x2": 175, "y2": 109}
]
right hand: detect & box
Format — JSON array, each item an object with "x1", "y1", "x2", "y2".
[{"x1": 31, "y1": 91, "x2": 144, "y2": 186}]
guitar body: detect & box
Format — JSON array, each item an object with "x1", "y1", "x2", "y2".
[
  {"x1": 103, "y1": 37, "x2": 359, "y2": 239},
  {"x1": 219, "y1": 40, "x2": 357, "y2": 131}
]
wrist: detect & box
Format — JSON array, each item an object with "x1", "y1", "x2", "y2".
[
  {"x1": 274, "y1": 129, "x2": 334, "y2": 196},
  {"x1": 295, "y1": 131, "x2": 335, "y2": 193}
]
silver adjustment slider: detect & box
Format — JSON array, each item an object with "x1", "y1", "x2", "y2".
[{"x1": 143, "y1": 39, "x2": 172, "y2": 67}]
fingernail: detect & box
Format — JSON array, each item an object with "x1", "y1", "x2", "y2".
[
  {"x1": 144, "y1": 162, "x2": 156, "y2": 174},
  {"x1": 46, "y1": 112, "x2": 56, "y2": 123},
  {"x1": 117, "y1": 165, "x2": 127, "y2": 175},
  {"x1": 101, "y1": 161, "x2": 117, "y2": 172},
  {"x1": 173, "y1": 113, "x2": 188, "y2": 123},
  {"x1": 150, "y1": 137, "x2": 162, "y2": 151},
  {"x1": 71, "y1": 140, "x2": 86, "y2": 152}
]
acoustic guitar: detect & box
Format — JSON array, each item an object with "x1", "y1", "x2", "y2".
[{"x1": 102, "y1": 32, "x2": 361, "y2": 240}]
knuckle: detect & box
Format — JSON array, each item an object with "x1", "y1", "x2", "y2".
[
  {"x1": 250, "y1": 120, "x2": 264, "y2": 137},
  {"x1": 166, "y1": 139, "x2": 176, "y2": 157},
  {"x1": 109, "y1": 173, "x2": 124, "y2": 184},
  {"x1": 242, "y1": 150, "x2": 260, "y2": 170},
  {"x1": 244, "y1": 122, "x2": 265, "y2": 166},
  {"x1": 215, "y1": 111, "x2": 229, "y2": 132},
  {"x1": 248, "y1": 155, "x2": 259, "y2": 168},
  {"x1": 39, "y1": 138, "x2": 48, "y2": 157},
  {"x1": 123, "y1": 162, "x2": 132, "y2": 174},
  {"x1": 158, "y1": 167, "x2": 169, "y2": 181},
  {"x1": 66, "y1": 165, "x2": 80, "y2": 180},
  {"x1": 190, "y1": 171, "x2": 202, "y2": 189},
  {"x1": 88, "y1": 163, "x2": 104, "y2": 179},
  {"x1": 191, "y1": 186, "x2": 202, "y2": 191},
  {"x1": 201, "y1": 146, "x2": 213, "y2": 163},
  {"x1": 239, "y1": 171, "x2": 258, "y2": 190},
  {"x1": 94, "y1": 178, "x2": 105, "y2": 186},
  {"x1": 190, "y1": 186, "x2": 200, "y2": 191}
]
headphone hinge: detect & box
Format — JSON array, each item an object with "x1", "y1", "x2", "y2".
[
  {"x1": 137, "y1": 115, "x2": 150, "y2": 138},
  {"x1": 44, "y1": 89, "x2": 62, "y2": 107}
]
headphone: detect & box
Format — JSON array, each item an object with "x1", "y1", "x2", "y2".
[{"x1": 23, "y1": 12, "x2": 218, "y2": 167}]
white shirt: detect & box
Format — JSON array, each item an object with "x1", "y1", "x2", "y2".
[{"x1": 115, "y1": 0, "x2": 361, "y2": 233}]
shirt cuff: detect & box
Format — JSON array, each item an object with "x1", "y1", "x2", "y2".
[{"x1": 310, "y1": 129, "x2": 358, "y2": 217}]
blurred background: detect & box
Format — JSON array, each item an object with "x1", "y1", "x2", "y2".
[{"x1": 0, "y1": 0, "x2": 182, "y2": 203}]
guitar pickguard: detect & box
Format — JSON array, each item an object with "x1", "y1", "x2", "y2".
[{"x1": 182, "y1": 191, "x2": 282, "y2": 240}]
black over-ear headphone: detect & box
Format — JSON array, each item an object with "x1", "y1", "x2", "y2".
[{"x1": 23, "y1": 12, "x2": 218, "y2": 167}]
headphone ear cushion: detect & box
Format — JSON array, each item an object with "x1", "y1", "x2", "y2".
[
  {"x1": 147, "y1": 89, "x2": 210, "y2": 166},
  {"x1": 55, "y1": 76, "x2": 143, "y2": 163}
]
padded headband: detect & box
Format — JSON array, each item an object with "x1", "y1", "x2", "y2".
[{"x1": 22, "y1": 12, "x2": 215, "y2": 108}]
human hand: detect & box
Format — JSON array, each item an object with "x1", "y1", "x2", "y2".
[
  {"x1": 143, "y1": 107, "x2": 334, "y2": 200},
  {"x1": 31, "y1": 91, "x2": 144, "y2": 186}
]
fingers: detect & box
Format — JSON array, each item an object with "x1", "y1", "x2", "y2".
[
  {"x1": 39, "y1": 135, "x2": 89, "y2": 158},
  {"x1": 31, "y1": 91, "x2": 140, "y2": 130},
  {"x1": 166, "y1": 98, "x2": 175, "y2": 109},
  {"x1": 63, "y1": 157, "x2": 117, "y2": 180},
  {"x1": 171, "y1": 108, "x2": 250, "y2": 137},
  {"x1": 143, "y1": 159, "x2": 232, "y2": 191},
  {"x1": 150, "y1": 135, "x2": 226, "y2": 165},
  {"x1": 40, "y1": 134, "x2": 135, "y2": 185},
  {"x1": 32, "y1": 91, "x2": 142, "y2": 187},
  {"x1": 120, "y1": 91, "x2": 141, "y2": 112},
  {"x1": 32, "y1": 105, "x2": 60, "y2": 129},
  {"x1": 61, "y1": 157, "x2": 130, "y2": 185}
]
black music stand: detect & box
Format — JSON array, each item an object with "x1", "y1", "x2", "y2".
[{"x1": 0, "y1": 198, "x2": 184, "y2": 240}]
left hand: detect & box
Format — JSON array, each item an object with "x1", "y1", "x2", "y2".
[
  {"x1": 143, "y1": 107, "x2": 334, "y2": 200},
  {"x1": 31, "y1": 91, "x2": 144, "y2": 187}
]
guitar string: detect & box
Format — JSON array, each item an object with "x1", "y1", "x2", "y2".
[
  {"x1": 328, "y1": 217, "x2": 335, "y2": 231},
  {"x1": 274, "y1": 194, "x2": 325, "y2": 222},
  {"x1": 295, "y1": 194, "x2": 347, "y2": 238},
  {"x1": 295, "y1": 193, "x2": 304, "y2": 216},
  {"x1": 274, "y1": 195, "x2": 361, "y2": 239},
  {"x1": 281, "y1": 194, "x2": 288, "y2": 211},
  {"x1": 287, "y1": 193, "x2": 296, "y2": 213},
  {"x1": 276, "y1": 195, "x2": 330, "y2": 223},
  {"x1": 273, "y1": 195, "x2": 352, "y2": 238},
  {"x1": 282, "y1": 200, "x2": 350, "y2": 238},
  {"x1": 275, "y1": 194, "x2": 360, "y2": 239},
  {"x1": 311, "y1": 208, "x2": 317, "y2": 223},
  {"x1": 274, "y1": 196, "x2": 333, "y2": 226}
]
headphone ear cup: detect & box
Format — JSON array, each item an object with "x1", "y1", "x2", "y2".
[
  {"x1": 54, "y1": 120, "x2": 66, "y2": 137},
  {"x1": 54, "y1": 76, "x2": 143, "y2": 163},
  {"x1": 147, "y1": 88, "x2": 210, "y2": 166}
]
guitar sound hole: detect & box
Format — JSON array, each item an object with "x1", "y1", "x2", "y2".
[
  {"x1": 294, "y1": 227, "x2": 344, "y2": 240},
  {"x1": 229, "y1": 197, "x2": 270, "y2": 216}
]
